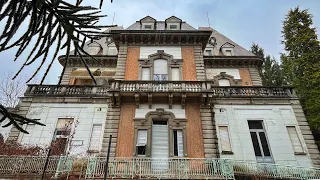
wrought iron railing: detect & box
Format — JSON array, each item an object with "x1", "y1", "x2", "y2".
[
  {"x1": 85, "y1": 157, "x2": 234, "y2": 179},
  {"x1": 233, "y1": 161, "x2": 320, "y2": 179},
  {"x1": 1, "y1": 156, "x2": 320, "y2": 179},
  {"x1": 24, "y1": 84, "x2": 109, "y2": 97},
  {"x1": 0, "y1": 156, "x2": 72, "y2": 177}
]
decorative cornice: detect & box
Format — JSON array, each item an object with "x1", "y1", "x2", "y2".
[
  {"x1": 110, "y1": 30, "x2": 212, "y2": 50},
  {"x1": 58, "y1": 55, "x2": 118, "y2": 67},
  {"x1": 204, "y1": 56, "x2": 263, "y2": 67}
]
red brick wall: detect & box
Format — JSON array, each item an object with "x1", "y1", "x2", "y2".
[
  {"x1": 124, "y1": 47, "x2": 140, "y2": 80},
  {"x1": 181, "y1": 47, "x2": 197, "y2": 80}
]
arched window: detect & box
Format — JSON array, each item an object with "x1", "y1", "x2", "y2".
[
  {"x1": 218, "y1": 79, "x2": 231, "y2": 86},
  {"x1": 153, "y1": 59, "x2": 168, "y2": 81}
]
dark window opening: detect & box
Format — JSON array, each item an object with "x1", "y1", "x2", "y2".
[
  {"x1": 169, "y1": 25, "x2": 178, "y2": 29},
  {"x1": 173, "y1": 130, "x2": 178, "y2": 156},
  {"x1": 153, "y1": 120, "x2": 167, "y2": 125},
  {"x1": 144, "y1": 25, "x2": 152, "y2": 29},
  {"x1": 248, "y1": 121, "x2": 263, "y2": 129},
  {"x1": 137, "y1": 145, "x2": 146, "y2": 155},
  {"x1": 250, "y1": 132, "x2": 262, "y2": 156},
  {"x1": 259, "y1": 132, "x2": 271, "y2": 156}
]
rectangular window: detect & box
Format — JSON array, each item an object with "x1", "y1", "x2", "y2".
[
  {"x1": 219, "y1": 126, "x2": 232, "y2": 152},
  {"x1": 169, "y1": 25, "x2": 178, "y2": 29},
  {"x1": 136, "y1": 130, "x2": 147, "y2": 156},
  {"x1": 173, "y1": 130, "x2": 183, "y2": 156},
  {"x1": 205, "y1": 50, "x2": 213, "y2": 56},
  {"x1": 89, "y1": 124, "x2": 102, "y2": 151},
  {"x1": 141, "y1": 67, "x2": 151, "y2": 80},
  {"x1": 55, "y1": 118, "x2": 73, "y2": 136},
  {"x1": 171, "y1": 68, "x2": 180, "y2": 81},
  {"x1": 144, "y1": 25, "x2": 152, "y2": 29},
  {"x1": 287, "y1": 126, "x2": 304, "y2": 153},
  {"x1": 225, "y1": 50, "x2": 232, "y2": 56},
  {"x1": 21, "y1": 124, "x2": 35, "y2": 144},
  {"x1": 248, "y1": 121, "x2": 273, "y2": 162}
]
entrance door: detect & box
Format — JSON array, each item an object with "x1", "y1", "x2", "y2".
[{"x1": 151, "y1": 121, "x2": 169, "y2": 172}]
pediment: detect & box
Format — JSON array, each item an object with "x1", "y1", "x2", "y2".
[
  {"x1": 165, "y1": 16, "x2": 182, "y2": 22},
  {"x1": 221, "y1": 42, "x2": 235, "y2": 48},
  {"x1": 140, "y1": 16, "x2": 156, "y2": 23}
]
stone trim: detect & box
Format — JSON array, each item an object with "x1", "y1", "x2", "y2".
[
  {"x1": 290, "y1": 100, "x2": 320, "y2": 167},
  {"x1": 101, "y1": 106, "x2": 121, "y2": 157},
  {"x1": 201, "y1": 107, "x2": 219, "y2": 158},
  {"x1": 249, "y1": 67, "x2": 262, "y2": 86},
  {"x1": 138, "y1": 51, "x2": 183, "y2": 81},
  {"x1": 194, "y1": 46, "x2": 206, "y2": 80},
  {"x1": 133, "y1": 108, "x2": 187, "y2": 157},
  {"x1": 213, "y1": 72, "x2": 242, "y2": 86},
  {"x1": 114, "y1": 45, "x2": 128, "y2": 80},
  {"x1": 7, "y1": 97, "x2": 33, "y2": 142}
]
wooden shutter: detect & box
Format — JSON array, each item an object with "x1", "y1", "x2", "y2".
[
  {"x1": 141, "y1": 68, "x2": 150, "y2": 80},
  {"x1": 287, "y1": 126, "x2": 303, "y2": 153},
  {"x1": 21, "y1": 124, "x2": 35, "y2": 144},
  {"x1": 177, "y1": 130, "x2": 183, "y2": 157},
  {"x1": 219, "y1": 126, "x2": 232, "y2": 151},
  {"x1": 89, "y1": 124, "x2": 102, "y2": 150},
  {"x1": 171, "y1": 68, "x2": 180, "y2": 81},
  {"x1": 154, "y1": 59, "x2": 168, "y2": 74},
  {"x1": 137, "y1": 130, "x2": 148, "y2": 145},
  {"x1": 218, "y1": 79, "x2": 231, "y2": 86}
]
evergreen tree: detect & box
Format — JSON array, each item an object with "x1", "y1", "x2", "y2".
[
  {"x1": 282, "y1": 7, "x2": 320, "y2": 130},
  {"x1": 250, "y1": 43, "x2": 284, "y2": 86}
]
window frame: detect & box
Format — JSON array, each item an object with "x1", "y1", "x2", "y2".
[
  {"x1": 218, "y1": 126, "x2": 233, "y2": 154},
  {"x1": 247, "y1": 120, "x2": 273, "y2": 163},
  {"x1": 169, "y1": 24, "x2": 178, "y2": 30},
  {"x1": 138, "y1": 51, "x2": 183, "y2": 81},
  {"x1": 88, "y1": 124, "x2": 103, "y2": 153},
  {"x1": 133, "y1": 109, "x2": 187, "y2": 157},
  {"x1": 286, "y1": 126, "x2": 306, "y2": 155}
]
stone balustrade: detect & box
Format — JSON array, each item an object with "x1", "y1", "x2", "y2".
[
  {"x1": 24, "y1": 82, "x2": 296, "y2": 98},
  {"x1": 24, "y1": 84, "x2": 109, "y2": 97}
]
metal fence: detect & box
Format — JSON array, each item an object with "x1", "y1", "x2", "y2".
[
  {"x1": 1, "y1": 156, "x2": 320, "y2": 179},
  {"x1": 234, "y1": 161, "x2": 320, "y2": 179},
  {"x1": 85, "y1": 157, "x2": 234, "y2": 179},
  {"x1": 0, "y1": 156, "x2": 72, "y2": 177}
]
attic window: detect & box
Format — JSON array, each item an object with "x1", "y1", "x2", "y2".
[
  {"x1": 169, "y1": 25, "x2": 178, "y2": 30},
  {"x1": 205, "y1": 50, "x2": 213, "y2": 56},
  {"x1": 225, "y1": 50, "x2": 232, "y2": 56},
  {"x1": 144, "y1": 25, "x2": 152, "y2": 30}
]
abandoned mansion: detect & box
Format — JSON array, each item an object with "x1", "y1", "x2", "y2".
[{"x1": 1, "y1": 15, "x2": 319, "y2": 179}]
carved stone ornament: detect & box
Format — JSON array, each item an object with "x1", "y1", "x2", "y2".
[{"x1": 156, "y1": 108, "x2": 165, "y2": 119}]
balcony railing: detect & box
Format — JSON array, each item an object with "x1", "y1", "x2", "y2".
[
  {"x1": 1, "y1": 156, "x2": 320, "y2": 179},
  {"x1": 24, "y1": 84, "x2": 109, "y2": 97},
  {"x1": 110, "y1": 81, "x2": 296, "y2": 98},
  {"x1": 234, "y1": 161, "x2": 320, "y2": 179},
  {"x1": 24, "y1": 82, "x2": 296, "y2": 98},
  {"x1": 86, "y1": 157, "x2": 234, "y2": 179}
]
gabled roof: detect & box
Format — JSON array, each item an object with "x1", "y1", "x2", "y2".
[
  {"x1": 221, "y1": 42, "x2": 235, "y2": 48},
  {"x1": 165, "y1": 16, "x2": 182, "y2": 22},
  {"x1": 199, "y1": 27, "x2": 255, "y2": 56},
  {"x1": 140, "y1": 16, "x2": 156, "y2": 23}
]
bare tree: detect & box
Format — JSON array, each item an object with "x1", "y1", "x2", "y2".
[{"x1": 0, "y1": 72, "x2": 35, "y2": 108}]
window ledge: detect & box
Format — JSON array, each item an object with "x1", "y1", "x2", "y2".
[
  {"x1": 221, "y1": 151, "x2": 234, "y2": 155},
  {"x1": 295, "y1": 152, "x2": 307, "y2": 155},
  {"x1": 87, "y1": 150, "x2": 99, "y2": 153}
]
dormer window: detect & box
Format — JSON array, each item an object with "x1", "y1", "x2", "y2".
[
  {"x1": 140, "y1": 16, "x2": 156, "y2": 30},
  {"x1": 220, "y1": 42, "x2": 235, "y2": 56},
  {"x1": 165, "y1": 16, "x2": 182, "y2": 30},
  {"x1": 205, "y1": 49, "x2": 213, "y2": 56}
]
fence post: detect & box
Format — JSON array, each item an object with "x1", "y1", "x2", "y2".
[
  {"x1": 104, "y1": 135, "x2": 112, "y2": 180},
  {"x1": 41, "y1": 148, "x2": 52, "y2": 180}
]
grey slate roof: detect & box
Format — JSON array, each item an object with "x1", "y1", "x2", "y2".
[{"x1": 199, "y1": 27, "x2": 255, "y2": 56}]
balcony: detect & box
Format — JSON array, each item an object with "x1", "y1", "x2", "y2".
[{"x1": 24, "y1": 84, "x2": 109, "y2": 97}]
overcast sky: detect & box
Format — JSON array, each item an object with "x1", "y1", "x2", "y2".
[{"x1": 0, "y1": 0, "x2": 319, "y2": 84}]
